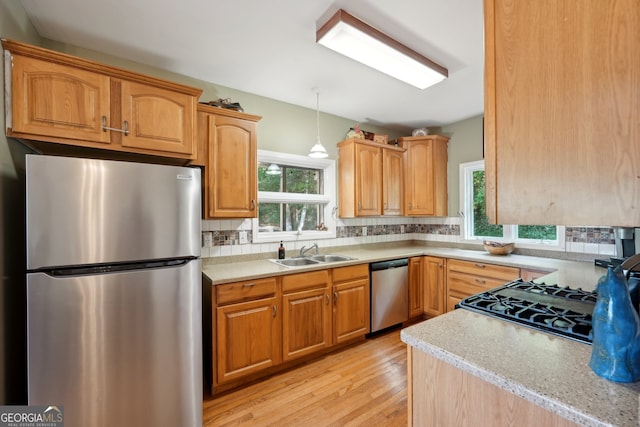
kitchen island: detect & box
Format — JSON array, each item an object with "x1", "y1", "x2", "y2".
[{"x1": 401, "y1": 309, "x2": 640, "y2": 427}]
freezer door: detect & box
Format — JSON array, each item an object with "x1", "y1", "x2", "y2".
[
  {"x1": 27, "y1": 260, "x2": 202, "y2": 427},
  {"x1": 26, "y1": 155, "x2": 201, "y2": 270}
]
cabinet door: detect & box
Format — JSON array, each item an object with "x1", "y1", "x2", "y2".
[
  {"x1": 119, "y1": 80, "x2": 195, "y2": 157},
  {"x1": 333, "y1": 278, "x2": 370, "y2": 343},
  {"x1": 383, "y1": 148, "x2": 404, "y2": 216},
  {"x1": 404, "y1": 139, "x2": 434, "y2": 215},
  {"x1": 282, "y1": 287, "x2": 331, "y2": 361},
  {"x1": 9, "y1": 54, "x2": 111, "y2": 144},
  {"x1": 216, "y1": 296, "x2": 280, "y2": 384},
  {"x1": 402, "y1": 136, "x2": 448, "y2": 216},
  {"x1": 355, "y1": 143, "x2": 382, "y2": 216},
  {"x1": 424, "y1": 256, "x2": 446, "y2": 317},
  {"x1": 484, "y1": 0, "x2": 640, "y2": 226},
  {"x1": 408, "y1": 257, "x2": 424, "y2": 318},
  {"x1": 207, "y1": 114, "x2": 257, "y2": 218}
]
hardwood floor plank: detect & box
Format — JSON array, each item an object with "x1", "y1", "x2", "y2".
[{"x1": 203, "y1": 328, "x2": 407, "y2": 426}]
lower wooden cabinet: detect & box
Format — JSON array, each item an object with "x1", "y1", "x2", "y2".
[
  {"x1": 211, "y1": 265, "x2": 370, "y2": 392},
  {"x1": 408, "y1": 347, "x2": 579, "y2": 426},
  {"x1": 446, "y1": 259, "x2": 520, "y2": 312},
  {"x1": 281, "y1": 270, "x2": 331, "y2": 362},
  {"x1": 215, "y1": 277, "x2": 280, "y2": 385},
  {"x1": 408, "y1": 257, "x2": 424, "y2": 318},
  {"x1": 332, "y1": 264, "x2": 370, "y2": 343},
  {"x1": 423, "y1": 256, "x2": 446, "y2": 317}
]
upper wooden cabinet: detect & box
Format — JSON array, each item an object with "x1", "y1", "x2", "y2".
[
  {"x1": 338, "y1": 138, "x2": 406, "y2": 217},
  {"x1": 484, "y1": 0, "x2": 640, "y2": 226},
  {"x1": 2, "y1": 39, "x2": 201, "y2": 161},
  {"x1": 398, "y1": 135, "x2": 449, "y2": 216},
  {"x1": 383, "y1": 148, "x2": 404, "y2": 216},
  {"x1": 197, "y1": 104, "x2": 261, "y2": 219}
]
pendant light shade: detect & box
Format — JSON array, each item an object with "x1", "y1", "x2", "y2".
[
  {"x1": 266, "y1": 163, "x2": 281, "y2": 175},
  {"x1": 309, "y1": 91, "x2": 328, "y2": 158}
]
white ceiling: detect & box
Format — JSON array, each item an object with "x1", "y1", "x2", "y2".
[{"x1": 19, "y1": 0, "x2": 485, "y2": 133}]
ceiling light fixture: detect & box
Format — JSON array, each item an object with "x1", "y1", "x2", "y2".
[
  {"x1": 316, "y1": 9, "x2": 448, "y2": 89},
  {"x1": 308, "y1": 90, "x2": 328, "y2": 158},
  {"x1": 266, "y1": 163, "x2": 281, "y2": 175}
]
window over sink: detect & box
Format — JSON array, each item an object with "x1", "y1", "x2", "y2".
[
  {"x1": 252, "y1": 150, "x2": 336, "y2": 243},
  {"x1": 459, "y1": 160, "x2": 565, "y2": 250}
]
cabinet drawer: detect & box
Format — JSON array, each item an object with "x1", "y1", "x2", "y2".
[
  {"x1": 216, "y1": 277, "x2": 277, "y2": 305},
  {"x1": 332, "y1": 264, "x2": 369, "y2": 283},
  {"x1": 447, "y1": 259, "x2": 519, "y2": 281},
  {"x1": 282, "y1": 270, "x2": 329, "y2": 293},
  {"x1": 447, "y1": 271, "x2": 510, "y2": 296}
]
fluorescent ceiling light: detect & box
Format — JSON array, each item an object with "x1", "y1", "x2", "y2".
[{"x1": 317, "y1": 9, "x2": 448, "y2": 89}]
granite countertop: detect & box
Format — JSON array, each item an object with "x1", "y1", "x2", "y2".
[
  {"x1": 401, "y1": 310, "x2": 640, "y2": 427},
  {"x1": 202, "y1": 243, "x2": 606, "y2": 289}
]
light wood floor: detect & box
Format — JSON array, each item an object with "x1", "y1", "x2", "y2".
[{"x1": 203, "y1": 328, "x2": 408, "y2": 427}]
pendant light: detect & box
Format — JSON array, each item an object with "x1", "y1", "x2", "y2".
[
  {"x1": 266, "y1": 163, "x2": 281, "y2": 175},
  {"x1": 309, "y1": 91, "x2": 328, "y2": 158}
]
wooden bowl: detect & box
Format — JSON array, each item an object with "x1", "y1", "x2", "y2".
[{"x1": 483, "y1": 241, "x2": 515, "y2": 255}]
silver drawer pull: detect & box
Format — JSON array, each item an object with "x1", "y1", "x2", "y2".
[
  {"x1": 242, "y1": 282, "x2": 255, "y2": 287},
  {"x1": 102, "y1": 116, "x2": 129, "y2": 136},
  {"x1": 474, "y1": 263, "x2": 486, "y2": 268}
]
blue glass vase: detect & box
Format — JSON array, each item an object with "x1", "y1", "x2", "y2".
[{"x1": 589, "y1": 266, "x2": 640, "y2": 383}]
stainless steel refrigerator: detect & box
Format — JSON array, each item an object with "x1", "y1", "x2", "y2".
[{"x1": 25, "y1": 154, "x2": 202, "y2": 427}]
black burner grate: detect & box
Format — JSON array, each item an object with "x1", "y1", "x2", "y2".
[{"x1": 457, "y1": 279, "x2": 596, "y2": 344}]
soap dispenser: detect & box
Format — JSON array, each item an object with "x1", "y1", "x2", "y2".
[{"x1": 278, "y1": 241, "x2": 285, "y2": 259}]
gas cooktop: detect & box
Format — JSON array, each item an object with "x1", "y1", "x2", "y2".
[{"x1": 457, "y1": 279, "x2": 597, "y2": 344}]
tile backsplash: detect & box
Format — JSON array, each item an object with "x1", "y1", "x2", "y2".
[{"x1": 200, "y1": 217, "x2": 616, "y2": 260}]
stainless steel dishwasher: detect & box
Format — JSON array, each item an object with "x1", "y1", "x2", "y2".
[{"x1": 370, "y1": 258, "x2": 409, "y2": 333}]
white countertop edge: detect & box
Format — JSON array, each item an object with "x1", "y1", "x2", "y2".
[{"x1": 400, "y1": 329, "x2": 612, "y2": 427}]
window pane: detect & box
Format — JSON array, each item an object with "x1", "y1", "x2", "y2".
[
  {"x1": 258, "y1": 202, "x2": 324, "y2": 232},
  {"x1": 518, "y1": 225, "x2": 557, "y2": 240},
  {"x1": 284, "y1": 167, "x2": 321, "y2": 194},
  {"x1": 258, "y1": 163, "x2": 282, "y2": 192},
  {"x1": 472, "y1": 170, "x2": 503, "y2": 237},
  {"x1": 258, "y1": 202, "x2": 282, "y2": 232}
]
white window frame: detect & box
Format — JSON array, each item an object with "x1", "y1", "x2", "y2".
[
  {"x1": 252, "y1": 149, "x2": 336, "y2": 243},
  {"x1": 459, "y1": 160, "x2": 565, "y2": 251}
]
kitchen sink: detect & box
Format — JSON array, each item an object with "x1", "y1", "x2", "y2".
[
  {"x1": 271, "y1": 258, "x2": 322, "y2": 267},
  {"x1": 309, "y1": 254, "x2": 356, "y2": 263},
  {"x1": 270, "y1": 254, "x2": 357, "y2": 268}
]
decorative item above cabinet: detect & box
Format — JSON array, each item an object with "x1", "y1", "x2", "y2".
[{"x1": 2, "y1": 39, "x2": 202, "y2": 162}]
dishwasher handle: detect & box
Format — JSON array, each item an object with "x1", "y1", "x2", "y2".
[{"x1": 370, "y1": 258, "x2": 409, "y2": 271}]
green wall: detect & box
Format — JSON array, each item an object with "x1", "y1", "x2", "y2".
[{"x1": 441, "y1": 114, "x2": 484, "y2": 215}]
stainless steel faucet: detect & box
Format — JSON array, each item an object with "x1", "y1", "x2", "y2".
[{"x1": 299, "y1": 243, "x2": 319, "y2": 257}]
